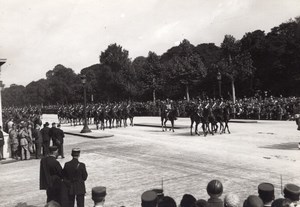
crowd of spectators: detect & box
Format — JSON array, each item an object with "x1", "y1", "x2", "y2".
[{"x1": 44, "y1": 179, "x2": 300, "y2": 207}]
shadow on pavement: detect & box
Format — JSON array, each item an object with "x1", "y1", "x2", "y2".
[
  {"x1": 260, "y1": 142, "x2": 299, "y2": 150},
  {"x1": 14, "y1": 203, "x2": 38, "y2": 207}
]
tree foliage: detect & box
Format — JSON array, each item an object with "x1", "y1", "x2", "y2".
[{"x1": 2, "y1": 17, "x2": 300, "y2": 106}]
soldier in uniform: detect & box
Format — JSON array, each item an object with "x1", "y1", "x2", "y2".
[
  {"x1": 39, "y1": 146, "x2": 63, "y2": 204},
  {"x1": 91, "y1": 186, "x2": 107, "y2": 207},
  {"x1": 257, "y1": 183, "x2": 275, "y2": 207},
  {"x1": 63, "y1": 148, "x2": 88, "y2": 207},
  {"x1": 283, "y1": 183, "x2": 300, "y2": 207},
  {"x1": 141, "y1": 190, "x2": 158, "y2": 207}
]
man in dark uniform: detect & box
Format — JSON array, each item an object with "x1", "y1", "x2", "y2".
[
  {"x1": 51, "y1": 123, "x2": 65, "y2": 159},
  {"x1": 39, "y1": 146, "x2": 63, "y2": 204},
  {"x1": 41, "y1": 122, "x2": 51, "y2": 156},
  {"x1": 56, "y1": 124, "x2": 65, "y2": 159},
  {"x1": 63, "y1": 148, "x2": 88, "y2": 207}
]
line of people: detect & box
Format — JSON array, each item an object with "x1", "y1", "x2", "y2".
[{"x1": 7, "y1": 121, "x2": 64, "y2": 160}]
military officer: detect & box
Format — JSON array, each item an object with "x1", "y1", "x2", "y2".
[{"x1": 63, "y1": 148, "x2": 88, "y2": 207}]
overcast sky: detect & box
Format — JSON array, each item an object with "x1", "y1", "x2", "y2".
[{"x1": 0, "y1": 0, "x2": 299, "y2": 87}]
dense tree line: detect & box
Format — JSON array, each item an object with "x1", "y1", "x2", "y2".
[{"x1": 3, "y1": 17, "x2": 300, "y2": 106}]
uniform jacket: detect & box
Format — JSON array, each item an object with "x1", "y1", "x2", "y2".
[
  {"x1": 9, "y1": 129, "x2": 18, "y2": 145},
  {"x1": 51, "y1": 128, "x2": 64, "y2": 145},
  {"x1": 40, "y1": 155, "x2": 63, "y2": 190},
  {"x1": 32, "y1": 129, "x2": 43, "y2": 144},
  {"x1": 63, "y1": 158, "x2": 88, "y2": 195},
  {"x1": 41, "y1": 127, "x2": 50, "y2": 143}
]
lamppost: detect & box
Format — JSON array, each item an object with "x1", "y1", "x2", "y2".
[
  {"x1": 80, "y1": 74, "x2": 91, "y2": 133},
  {"x1": 217, "y1": 71, "x2": 222, "y2": 98}
]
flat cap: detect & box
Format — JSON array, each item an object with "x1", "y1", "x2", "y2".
[
  {"x1": 283, "y1": 184, "x2": 300, "y2": 201},
  {"x1": 207, "y1": 180, "x2": 223, "y2": 197},
  {"x1": 258, "y1": 183, "x2": 274, "y2": 202},
  {"x1": 71, "y1": 148, "x2": 81, "y2": 156},
  {"x1": 243, "y1": 195, "x2": 264, "y2": 207},
  {"x1": 92, "y1": 186, "x2": 106, "y2": 202},
  {"x1": 141, "y1": 190, "x2": 157, "y2": 206},
  {"x1": 49, "y1": 146, "x2": 58, "y2": 152}
]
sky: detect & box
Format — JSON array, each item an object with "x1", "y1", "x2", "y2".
[{"x1": 0, "y1": 0, "x2": 299, "y2": 87}]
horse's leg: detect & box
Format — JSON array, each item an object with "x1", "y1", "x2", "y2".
[
  {"x1": 190, "y1": 119, "x2": 194, "y2": 135},
  {"x1": 226, "y1": 121, "x2": 231, "y2": 134},
  {"x1": 171, "y1": 120, "x2": 174, "y2": 132},
  {"x1": 161, "y1": 117, "x2": 164, "y2": 131}
]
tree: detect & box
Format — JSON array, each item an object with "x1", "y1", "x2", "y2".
[
  {"x1": 219, "y1": 35, "x2": 255, "y2": 103},
  {"x1": 162, "y1": 39, "x2": 207, "y2": 101}
]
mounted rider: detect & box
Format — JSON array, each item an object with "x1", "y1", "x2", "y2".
[{"x1": 164, "y1": 99, "x2": 174, "y2": 117}]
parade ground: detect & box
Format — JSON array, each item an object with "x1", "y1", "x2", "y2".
[{"x1": 1, "y1": 115, "x2": 300, "y2": 207}]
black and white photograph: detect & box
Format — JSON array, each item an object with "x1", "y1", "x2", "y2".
[{"x1": 0, "y1": 0, "x2": 300, "y2": 207}]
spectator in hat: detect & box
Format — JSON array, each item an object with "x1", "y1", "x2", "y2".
[
  {"x1": 243, "y1": 195, "x2": 264, "y2": 207},
  {"x1": 224, "y1": 193, "x2": 240, "y2": 207},
  {"x1": 258, "y1": 183, "x2": 275, "y2": 207},
  {"x1": 49, "y1": 122, "x2": 57, "y2": 146},
  {"x1": 180, "y1": 194, "x2": 197, "y2": 207},
  {"x1": 207, "y1": 180, "x2": 224, "y2": 207},
  {"x1": 40, "y1": 146, "x2": 63, "y2": 205},
  {"x1": 141, "y1": 190, "x2": 158, "y2": 207},
  {"x1": 196, "y1": 199, "x2": 208, "y2": 207},
  {"x1": 63, "y1": 148, "x2": 88, "y2": 207},
  {"x1": 41, "y1": 122, "x2": 51, "y2": 156},
  {"x1": 158, "y1": 196, "x2": 177, "y2": 207},
  {"x1": 283, "y1": 184, "x2": 300, "y2": 206},
  {"x1": 92, "y1": 186, "x2": 106, "y2": 207}
]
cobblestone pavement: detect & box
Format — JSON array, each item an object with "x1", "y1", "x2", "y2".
[{"x1": 0, "y1": 115, "x2": 299, "y2": 207}]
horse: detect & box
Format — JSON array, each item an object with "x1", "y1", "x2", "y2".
[
  {"x1": 186, "y1": 103, "x2": 202, "y2": 136},
  {"x1": 161, "y1": 106, "x2": 177, "y2": 132}
]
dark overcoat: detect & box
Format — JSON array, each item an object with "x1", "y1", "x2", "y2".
[
  {"x1": 63, "y1": 158, "x2": 88, "y2": 195},
  {"x1": 40, "y1": 156, "x2": 63, "y2": 190}
]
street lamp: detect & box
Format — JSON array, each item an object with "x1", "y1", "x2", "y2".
[
  {"x1": 216, "y1": 71, "x2": 222, "y2": 98},
  {"x1": 80, "y1": 74, "x2": 91, "y2": 133}
]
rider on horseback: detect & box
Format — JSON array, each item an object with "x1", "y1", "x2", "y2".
[{"x1": 165, "y1": 99, "x2": 173, "y2": 117}]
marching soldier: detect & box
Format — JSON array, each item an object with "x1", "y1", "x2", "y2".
[{"x1": 63, "y1": 148, "x2": 88, "y2": 207}]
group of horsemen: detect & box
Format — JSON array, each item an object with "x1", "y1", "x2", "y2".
[{"x1": 2, "y1": 96, "x2": 300, "y2": 136}]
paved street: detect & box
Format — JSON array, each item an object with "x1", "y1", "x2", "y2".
[{"x1": 0, "y1": 115, "x2": 299, "y2": 207}]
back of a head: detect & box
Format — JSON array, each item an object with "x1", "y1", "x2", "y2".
[
  {"x1": 180, "y1": 194, "x2": 197, "y2": 207},
  {"x1": 224, "y1": 193, "x2": 240, "y2": 207},
  {"x1": 44, "y1": 200, "x2": 61, "y2": 207},
  {"x1": 243, "y1": 195, "x2": 264, "y2": 207},
  {"x1": 271, "y1": 198, "x2": 292, "y2": 207},
  {"x1": 207, "y1": 180, "x2": 223, "y2": 198},
  {"x1": 158, "y1": 196, "x2": 177, "y2": 207}
]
